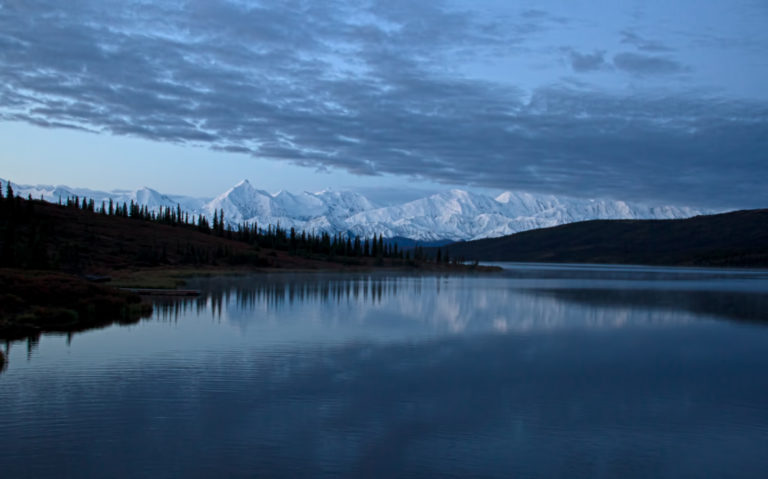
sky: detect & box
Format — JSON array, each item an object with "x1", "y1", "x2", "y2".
[{"x1": 0, "y1": 0, "x2": 766, "y2": 208}]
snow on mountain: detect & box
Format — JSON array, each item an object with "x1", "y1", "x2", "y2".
[
  {"x1": 272, "y1": 190, "x2": 326, "y2": 220},
  {"x1": 3, "y1": 177, "x2": 707, "y2": 241},
  {"x1": 131, "y1": 187, "x2": 179, "y2": 209},
  {"x1": 344, "y1": 189, "x2": 703, "y2": 241},
  {"x1": 205, "y1": 180, "x2": 280, "y2": 223},
  {"x1": 201, "y1": 181, "x2": 379, "y2": 231},
  {"x1": 344, "y1": 189, "x2": 506, "y2": 240},
  {"x1": 313, "y1": 189, "x2": 376, "y2": 218},
  {"x1": 2, "y1": 178, "x2": 205, "y2": 212}
]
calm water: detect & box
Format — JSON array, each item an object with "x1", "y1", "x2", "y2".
[{"x1": 2, "y1": 263, "x2": 768, "y2": 478}]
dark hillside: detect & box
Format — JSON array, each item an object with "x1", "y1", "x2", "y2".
[
  {"x1": 0, "y1": 196, "x2": 266, "y2": 273},
  {"x1": 438, "y1": 209, "x2": 768, "y2": 267},
  {"x1": 0, "y1": 192, "x2": 492, "y2": 276}
]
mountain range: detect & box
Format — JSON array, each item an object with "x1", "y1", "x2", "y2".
[{"x1": 2, "y1": 178, "x2": 708, "y2": 242}]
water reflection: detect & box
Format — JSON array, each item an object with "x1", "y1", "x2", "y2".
[
  {"x1": 531, "y1": 287, "x2": 768, "y2": 323},
  {"x1": 3, "y1": 267, "x2": 768, "y2": 477},
  {"x1": 4, "y1": 269, "x2": 768, "y2": 375},
  {"x1": 151, "y1": 272, "x2": 767, "y2": 335},
  {"x1": 492, "y1": 262, "x2": 768, "y2": 282}
]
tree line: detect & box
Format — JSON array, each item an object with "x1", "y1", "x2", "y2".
[{"x1": 1, "y1": 180, "x2": 462, "y2": 268}]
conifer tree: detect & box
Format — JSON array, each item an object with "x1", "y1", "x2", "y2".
[
  {"x1": 290, "y1": 227, "x2": 297, "y2": 251},
  {"x1": 353, "y1": 236, "x2": 361, "y2": 257}
]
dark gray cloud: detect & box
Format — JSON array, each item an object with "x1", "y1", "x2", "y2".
[
  {"x1": 567, "y1": 50, "x2": 608, "y2": 72},
  {"x1": 613, "y1": 52, "x2": 688, "y2": 75},
  {"x1": 0, "y1": 0, "x2": 766, "y2": 208},
  {"x1": 620, "y1": 30, "x2": 674, "y2": 52}
]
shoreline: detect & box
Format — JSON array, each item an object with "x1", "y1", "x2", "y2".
[
  {"x1": 0, "y1": 262, "x2": 501, "y2": 341},
  {"x1": 0, "y1": 270, "x2": 153, "y2": 341},
  {"x1": 108, "y1": 261, "x2": 503, "y2": 289}
]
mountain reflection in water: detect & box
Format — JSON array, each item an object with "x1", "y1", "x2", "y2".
[
  {"x1": 153, "y1": 271, "x2": 768, "y2": 335},
  {"x1": 2, "y1": 265, "x2": 768, "y2": 478}
]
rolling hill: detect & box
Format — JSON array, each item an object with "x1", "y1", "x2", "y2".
[{"x1": 438, "y1": 209, "x2": 768, "y2": 268}]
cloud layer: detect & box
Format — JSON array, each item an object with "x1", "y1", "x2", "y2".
[{"x1": 1, "y1": 0, "x2": 766, "y2": 208}]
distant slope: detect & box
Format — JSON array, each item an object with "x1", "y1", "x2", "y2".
[
  {"x1": 0, "y1": 196, "x2": 471, "y2": 275},
  {"x1": 439, "y1": 209, "x2": 768, "y2": 267}
]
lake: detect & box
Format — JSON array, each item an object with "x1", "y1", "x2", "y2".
[{"x1": 2, "y1": 263, "x2": 768, "y2": 478}]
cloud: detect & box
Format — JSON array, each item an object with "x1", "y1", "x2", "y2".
[
  {"x1": 620, "y1": 30, "x2": 674, "y2": 52},
  {"x1": 613, "y1": 52, "x2": 688, "y2": 75},
  {"x1": 0, "y1": 0, "x2": 766, "y2": 209},
  {"x1": 567, "y1": 50, "x2": 608, "y2": 72}
]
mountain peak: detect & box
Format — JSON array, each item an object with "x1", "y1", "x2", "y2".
[
  {"x1": 495, "y1": 191, "x2": 534, "y2": 203},
  {"x1": 7, "y1": 179, "x2": 706, "y2": 242}
]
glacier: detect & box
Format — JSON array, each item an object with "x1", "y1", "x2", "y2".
[{"x1": 2, "y1": 177, "x2": 707, "y2": 242}]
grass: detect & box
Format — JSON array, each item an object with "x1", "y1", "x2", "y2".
[{"x1": 0, "y1": 269, "x2": 153, "y2": 339}]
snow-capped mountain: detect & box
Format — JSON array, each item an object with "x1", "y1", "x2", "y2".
[
  {"x1": 200, "y1": 180, "x2": 377, "y2": 232},
  {"x1": 342, "y1": 189, "x2": 702, "y2": 241},
  {"x1": 2, "y1": 177, "x2": 708, "y2": 241},
  {"x1": 2, "y1": 179, "x2": 206, "y2": 213}
]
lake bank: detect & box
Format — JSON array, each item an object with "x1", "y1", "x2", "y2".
[
  {"x1": 0, "y1": 261, "x2": 501, "y2": 340},
  {"x1": 0, "y1": 270, "x2": 153, "y2": 340}
]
